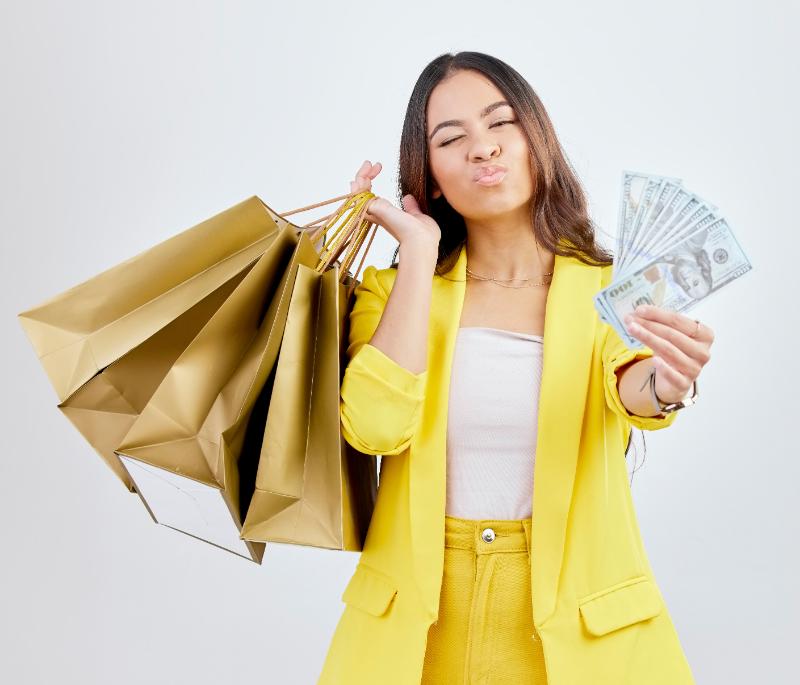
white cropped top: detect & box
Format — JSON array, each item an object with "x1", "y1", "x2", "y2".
[{"x1": 445, "y1": 326, "x2": 544, "y2": 521}]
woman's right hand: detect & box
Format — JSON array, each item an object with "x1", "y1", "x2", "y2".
[{"x1": 350, "y1": 160, "x2": 441, "y2": 250}]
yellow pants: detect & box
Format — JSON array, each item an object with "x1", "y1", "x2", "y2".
[{"x1": 421, "y1": 515, "x2": 548, "y2": 684}]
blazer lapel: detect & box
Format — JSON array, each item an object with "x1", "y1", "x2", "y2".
[
  {"x1": 531, "y1": 249, "x2": 599, "y2": 624},
  {"x1": 408, "y1": 242, "x2": 600, "y2": 625},
  {"x1": 408, "y1": 244, "x2": 467, "y2": 620}
]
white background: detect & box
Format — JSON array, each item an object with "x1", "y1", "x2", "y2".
[{"x1": 1, "y1": 1, "x2": 797, "y2": 683}]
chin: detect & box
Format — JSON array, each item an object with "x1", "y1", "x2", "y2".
[{"x1": 464, "y1": 192, "x2": 529, "y2": 218}]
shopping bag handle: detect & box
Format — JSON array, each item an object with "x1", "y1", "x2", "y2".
[{"x1": 279, "y1": 191, "x2": 379, "y2": 298}]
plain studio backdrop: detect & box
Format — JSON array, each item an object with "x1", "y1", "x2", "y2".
[{"x1": 1, "y1": 1, "x2": 797, "y2": 683}]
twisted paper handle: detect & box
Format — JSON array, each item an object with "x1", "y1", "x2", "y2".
[{"x1": 279, "y1": 190, "x2": 379, "y2": 298}]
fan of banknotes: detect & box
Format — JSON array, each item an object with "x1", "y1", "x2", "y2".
[{"x1": 593, "y1": 170, "x2": 753, "y2": 349}]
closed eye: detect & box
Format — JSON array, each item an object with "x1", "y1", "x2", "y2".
[{"x1": 438, "y1": 120, "x2": 516, "y2": 147}]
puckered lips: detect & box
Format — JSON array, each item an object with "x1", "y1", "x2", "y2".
[{"x1": 473, "y1": 164, "x2": 508, "y2": 186}]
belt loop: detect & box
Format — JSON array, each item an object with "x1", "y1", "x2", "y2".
[{"x1": 523, "y1": 519, "x2": 532, "y2": 557}]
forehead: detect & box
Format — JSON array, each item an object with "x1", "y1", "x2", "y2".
[{"x1": 426, "y1": 70, "x2": 508, "y2": 125}]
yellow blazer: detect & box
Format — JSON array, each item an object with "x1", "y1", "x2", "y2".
[{"x1": 318, "y1": 243, "x2": 696, "y2": 684}]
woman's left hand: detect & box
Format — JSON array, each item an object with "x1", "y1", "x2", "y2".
[{"x1": 624, "y1": 304, "x2": 715, "y2": 404}]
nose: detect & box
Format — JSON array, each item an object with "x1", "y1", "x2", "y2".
[{"x1": 469, "y1": 136, "x2": 500, "y2": 161}]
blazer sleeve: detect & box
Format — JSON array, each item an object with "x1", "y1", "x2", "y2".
[
  {"x1": 339, "y1": 264, "x2": 428, "y2": 456},
  {"x1": 601, "y1": 320, "x2": 678, "y2": 432}
]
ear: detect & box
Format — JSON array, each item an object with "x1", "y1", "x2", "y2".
[{"x1": 431, "y1": 185, "x2": 442, "y2": 199}]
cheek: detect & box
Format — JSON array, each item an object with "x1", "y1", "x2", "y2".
[
  {"x1": 429, "y1": 153, "x2": 463, "y2": 191},
  {"x1": 511, "y1": 138, "x2": 533, "y2": 170}
]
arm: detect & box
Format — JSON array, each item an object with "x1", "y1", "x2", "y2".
[
  {"x1": 368, "y1": 241, "x2": 438, "y2": 375},
  {"x1": 617, "y1": 357, "x2": 665, "y2": 419},
  {"x1": 340, "y1": 241, "x2": 438, "y2": 456}
]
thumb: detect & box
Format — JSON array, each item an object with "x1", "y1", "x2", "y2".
[{"x1": 401, "y1": 194, "x2": 422, "y2": 215}]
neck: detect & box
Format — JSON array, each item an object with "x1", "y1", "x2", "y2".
[{"x1": 464, "y1": 227, "x2": 554, "y2": 281}]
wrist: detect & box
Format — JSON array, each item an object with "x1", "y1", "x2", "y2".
[
  {"x1": 617, "y1": 357, "x2": 664, "y2": 418},
  {"x1": 648, "y1": 366, "x2": 699, "y2": 414},
  {"x1": 399, "y1": 239, "x2": 439, "y2": 265}
]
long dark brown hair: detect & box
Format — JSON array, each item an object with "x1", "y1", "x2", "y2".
[{"x1": 389, "y1": 51, "x2": 613, "y2": 273}]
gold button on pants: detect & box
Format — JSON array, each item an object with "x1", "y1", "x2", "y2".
[{"x1": 421, "y1": 515, "x2": 548, "y2": 684}]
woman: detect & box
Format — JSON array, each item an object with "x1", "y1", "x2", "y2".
[{"x1": 318, "y1": 52, "x2": 712, "y2": 685}]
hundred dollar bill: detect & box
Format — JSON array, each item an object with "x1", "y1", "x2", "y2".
[
  {"x1": 598, "y1": 216, "x2": 752, "y2": 348},
  {"x1": 626, "y1": 196, "x2": 721, "y2": 275},
  {"x1": 616, "y1": 171, "x2": 658, "y2": 267},
  {"x1": 619, "y1": 176, "x2": 682, "y2": 269},
  {"x1": 624, "y1": 203, "x2": 718, "y2": 278},
  {"x1": 623, "y1": 180, "x2": 684, "y2": 273},
  {"x1": 615, "y1": 171, "x2": 641, "y2": 265},
  {"x1": 618, "y1": 190, "x2": 700, "y2": 274}
]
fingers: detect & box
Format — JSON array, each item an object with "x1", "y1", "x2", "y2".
[
  {"x1": 623, "y1": 314, "x2": 705, "y2": 378},
  {"x1": 652, "y1": 356, "x2": 694, "y2": 398},
  {"x1": 631, "y1": 305, "x2": 714, "y2": 345},
  {"x1": 357, "y1": 160, "x2": 381, "y2": 183},
  {"x1": 626, "y1": 311, "x2": 711, "y2": 365},
  {"x1": 350, "y1": 160, "x2": 382, "y2": 194},
  {"x1": 652, "y1": 356, "x2": 683, "y2": 384}
]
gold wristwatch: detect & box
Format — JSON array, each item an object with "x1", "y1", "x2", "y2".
[{"x1": 647, "y1": 366, "x2": 699, "y2": 414}]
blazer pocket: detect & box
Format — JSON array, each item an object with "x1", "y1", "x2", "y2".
[
  {"x1": 341, "y1": 563, "x2": 398, "y2": 617},
  {"x1": 578, "y1": 575, "x2": 664, "y2": 637}
]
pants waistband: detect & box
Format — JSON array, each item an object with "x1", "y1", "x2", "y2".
[{"x1": 444, "y1": 515, "x2": 532, "y2": 556}]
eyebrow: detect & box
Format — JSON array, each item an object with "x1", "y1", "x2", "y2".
[{"x1": 428, "y1": 100, "x2": 512, "y2": 142}]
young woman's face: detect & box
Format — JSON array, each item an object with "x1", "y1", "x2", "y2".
[{"x1": 426, "y1": 69, "x2": 534, "y2": 221}]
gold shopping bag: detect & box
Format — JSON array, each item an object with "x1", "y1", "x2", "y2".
[
  {"x1": 240, "y1": 195, "x2": 379, "y2": 552},
  {"x1": 116, "y1": 191, "x2": 380, "y2": 561},
  {"x1": 17, "y1": 197, "x2": 287, "y2": 490}
]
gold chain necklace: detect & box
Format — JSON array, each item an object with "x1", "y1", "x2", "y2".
[{"x1": 465, "y1": 239, "x2": 553, "y2": 289}]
